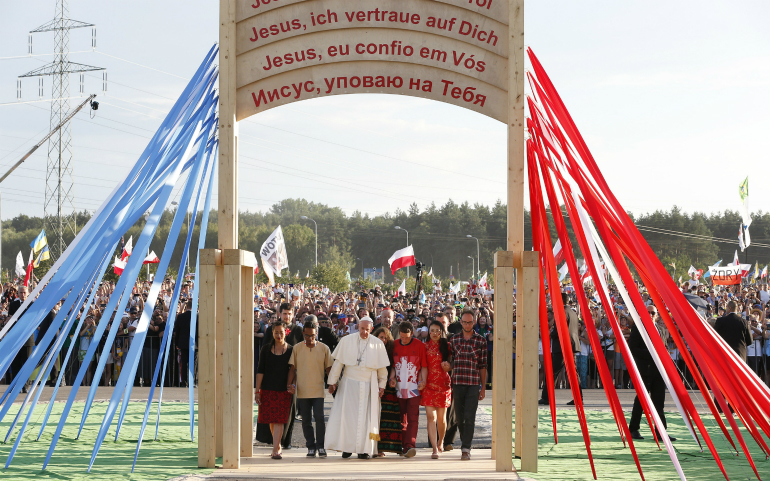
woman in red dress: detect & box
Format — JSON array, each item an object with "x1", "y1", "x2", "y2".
[
  {"x1": 420, "y1": 319, "x2": 452, "y2": 459},
  {"x1": 255, "y1": 322, "x2": 296, "y2": 459}
]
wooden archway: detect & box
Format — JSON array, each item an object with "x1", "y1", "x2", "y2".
[{"x1": 199, "y1": 0, "x2": 537, "y2": 473}]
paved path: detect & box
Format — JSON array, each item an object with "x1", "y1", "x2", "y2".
[{"x1": 171, "y1": 447, "x2": 533, "y2": 481}]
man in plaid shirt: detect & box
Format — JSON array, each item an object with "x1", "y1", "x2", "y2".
[{"x1": 447, "y1": 308, "x2": 487, "y2": 460}]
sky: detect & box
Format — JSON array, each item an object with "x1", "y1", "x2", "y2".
[{"x1": 0, "y1": 1, "x2": 768, "y2": 222}]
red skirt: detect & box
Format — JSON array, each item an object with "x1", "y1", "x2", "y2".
[{"x1": 258, "y1": 389, "x2": 292, "y2": 424}]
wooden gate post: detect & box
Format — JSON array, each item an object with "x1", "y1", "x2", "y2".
[
  {"x1": 222, "y1": 249, "x2": 257, "y2": 469},
  {"x1": 241, "y1": 259, "x2": 256, "y2": 458},
  {"x1": 516, "y1": 251, "x2": 539, "y2": 472},
  {"x1": 503, "y1": 0, "x2": 528, "y2": 472},
  {"x1": 493, "y1": 251, "x2": 515, "y2": 471},
  {"x1": 198, "y1": 248, "x2": 222, "y2": 468}
]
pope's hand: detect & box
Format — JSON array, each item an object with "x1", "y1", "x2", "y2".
[
  {"x1": 328, "y1": 384, "x2": 337, "y2": 394},
  {"x1": 378, "y1": 388, "x2": 385, "y2": 398}
]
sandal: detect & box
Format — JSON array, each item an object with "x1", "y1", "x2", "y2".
[
  {"x1": 431, "y1": 453, "x2": 440, "y2": 459},
  {"x1": 374, "y1": 452, "x2": 386, "y2": 458},
  {"x1": 271, "y1": 453, "x2": 282, "y2": 460}
]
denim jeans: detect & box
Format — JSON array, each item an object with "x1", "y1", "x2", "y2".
[
  {"x1": 450, "y1": 384, "x2": 479, "y2": 452},
  {"x1": 297, "y1": 397, "x2": 325, "y2": 449},
  {"x1": 575, "y1": 354, "x2": 588, "y2": 389}
]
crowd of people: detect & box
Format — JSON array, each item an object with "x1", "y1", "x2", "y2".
[
  {"x1": 2, "y1": 271, "x2": 770, "y2": 457},
  {"x1": 254, "y1": 290, "x2": 487, "y2": 460},
  {"x1": 1, "y1": 278, "x2": 194, "y2": 392}
]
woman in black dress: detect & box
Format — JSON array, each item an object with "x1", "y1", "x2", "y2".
[{"x1": 255, "y1": 321, "x2": 296, "y2": 459}]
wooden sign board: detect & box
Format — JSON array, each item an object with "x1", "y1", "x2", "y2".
[{"x1": 233, "y1": 0, "x2": 509, "y2": 121}]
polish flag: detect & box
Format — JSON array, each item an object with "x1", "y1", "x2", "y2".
[
  {"x1": 143, "y1": 251, "x2": 160, "y2": 264},
  {"x1": 740, "y1": 264, "x2": 752, "y2": 277},
  {"x1": 388, "y1": 245, "x2": 416, "y2": 274},
  {"x1": 553, "y1": 238, "x2": 565, "y2": 265},
  {"x1": 23, "y1": 249, "x2": 34, "y2": 287},
  {"x1": 114, "y1": 255, "x2": 127, "y2": 275},
  {"x1": 121, "y1": 235, "x2": 133, "y2": 262}
]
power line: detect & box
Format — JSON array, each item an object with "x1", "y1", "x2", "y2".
[{"x1": 636, "y1": 225, "x2": 770, "y2": 249}]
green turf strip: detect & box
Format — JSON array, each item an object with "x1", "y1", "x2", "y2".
[
  {"x1": 510, "y1": 408, "x2": 769, "y2": 481},
  {"x1": 0, "y1": 401, "x2": 214, "y2": 481}
]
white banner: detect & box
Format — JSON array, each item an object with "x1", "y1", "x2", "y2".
[
  {"x1": 15, "y1": 251, "x2": 25, "y2": 278},
  {"x1": 260, "y1": 225, "x2": 289, "y2": 285},
  {"x1": 708, "y1": 265, "x2": 742, "y2": 285}
]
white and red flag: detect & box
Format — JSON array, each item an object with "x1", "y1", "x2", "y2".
[
  {"x1": 23, "y1": 249, "x2": 34, "y2": 287},
  {"x1": 143, "y1": 251, "x2": 160, "y2": 264},
  {"x1": 113, "y1": 255, "x2": 127, "y2": 276},
  {"x1": 740, "y1": 263, "x2": 752, "y2": 278},
  {"x1": 709, "y1": 265, "x2": 743, "y2": 285},
  {"x1": 121, "y1": 236, "x2": 133, "y2": 262},
  {"x1": 388, "y1": 245, "x2": 415, "y2": 274}
]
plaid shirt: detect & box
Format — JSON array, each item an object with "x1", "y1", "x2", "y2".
[{"x1": 448, "y1": 332, "x2": 488, "y2": 386}]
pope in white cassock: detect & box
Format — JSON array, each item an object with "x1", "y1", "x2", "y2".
[{"x1": 325, "y1": 316, "x2": 390, "y2": 459}]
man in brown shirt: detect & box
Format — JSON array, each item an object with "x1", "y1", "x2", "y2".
[{"x1": 288, "y1": 316, "x2": 333, "y2": 458}]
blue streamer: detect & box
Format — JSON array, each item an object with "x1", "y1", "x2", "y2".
[
  {"x1": 42, "y1": 57, "x2": 218, "y2": 469},
  {"x1": 111, "y1": 109, "x2": 218, "y2": 442},
  {"x1": 37, "y1": 249, "x2": 116, "y2": 440},
  {"x1": 188, "y1": 140, "x2": 218, "y2": 441},
  {"x1": 130, "y1": 139, "x2": 215, "y2": 470},
  {"x1": 85, "y1": 96, "x2": 217, "y2": 471},
  {"x1": 0, "y1": 46, "x2": 220, "y2": 473}
]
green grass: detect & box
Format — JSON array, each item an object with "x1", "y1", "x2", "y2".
[
  {"x1": 0, "y1": 401, "x2": 214, "y2": 481},
  {"x1": 510, "y1": 409, "x2": 770, "y2": 481},
  {"x1": 3, "y1": 402, "x2": 768, "y2": 480}
]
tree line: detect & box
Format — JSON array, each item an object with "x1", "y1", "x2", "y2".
[{"x1": 2, "y1": 200, "x2": 768, "y2": 285}]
